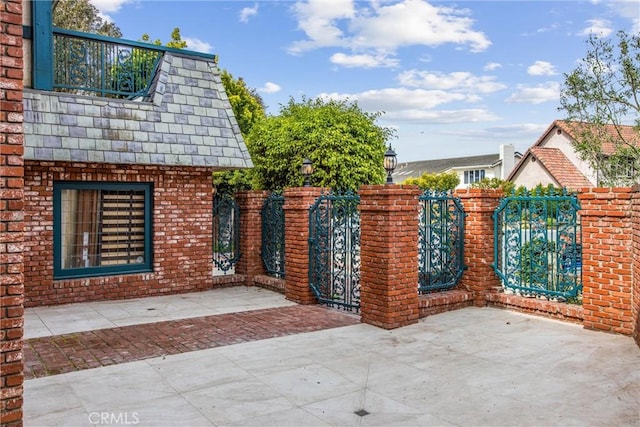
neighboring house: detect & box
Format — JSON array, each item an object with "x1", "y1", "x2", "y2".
[
  {"x1": 21, "y1": 1, "x2": 252, "y2": 306},
  {"x1": 393, "y1": 144, "x2": 521, "y2": 189},
  {"x1": 508, "y1": 120, "x2": 640, "y2": 189}
]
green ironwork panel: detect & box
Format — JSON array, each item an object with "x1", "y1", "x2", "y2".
[
  {"x1": 213, "y1": 195, "x2": 240, "y2": 272},
  {"x1": 493, "y1": 188, "x2": 582, "y2": 300},
  {"x1": 418, "y1": 190, "x2": 466, "y2": 293},
  {"x1": 52, "y1": 28, "x2": 163, "y2": 99},
  {"x1": 308, "y1": 191, "x2": 360, "y2": 312},
  {"x1": 261, "y1": 192, "x2": 285, "y2": 278}
]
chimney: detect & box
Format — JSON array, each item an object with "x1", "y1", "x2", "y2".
[{"x1": 500, "y1": 144, "x2": 515, "y2": 179}]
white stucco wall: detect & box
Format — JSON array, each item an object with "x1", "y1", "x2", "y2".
[{"x1": 510, "y1": 156, "x2": 558, "y2": 188}]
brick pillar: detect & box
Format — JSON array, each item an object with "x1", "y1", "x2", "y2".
[
  {"x1": 579, "y1": 188, "x2": 634, "y2": 335},
  {"x1": 359, "y1": 185, "x2": 420, "y2": 329},
  {"x1": 455, "y1": 189, "x2": 503, "y2": 306},
  {"x1": 283, "y1": 187, "x2": 323, "y2": 304},
  {"x1": 1, "y1": 0, "x2": 25, "y2": 425},
  {"x1": 633, "y1": 187, "x2": 640, "y2": 346},
  {"x1": 235, "y1": 190, "x2": 268, "y2": 284}
]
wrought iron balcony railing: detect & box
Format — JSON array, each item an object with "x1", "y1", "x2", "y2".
[
  {"x1": 52, "y1": 28, "x2": 164, "y2": 99},
  {"x1": 48, "y1": 28, "x2": 216, "y2": 99}
]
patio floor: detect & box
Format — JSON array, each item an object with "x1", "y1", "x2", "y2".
[{"x1": 23, "y1": 286, "x2": 640, "y2": 426}]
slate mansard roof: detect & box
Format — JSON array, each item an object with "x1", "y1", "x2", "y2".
[{"x1": 23, "y1": 52, "x2": 252, "y2": 169}]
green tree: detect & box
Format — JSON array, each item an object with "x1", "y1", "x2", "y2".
[
  {"x1": 213, "y1": 71, "x2": 266, "y2": 196},
  {"x1": 470, "y1": 177, "x2": 515, "y2": 193},
  {"x1": 53, "y1": 0, "x2": 122, "y2": 37},
  {"x1": 559, "y1": 30, "x2": 640, "y2": 186},
  {"x1": 402, "y1": 171, "x2": 460, "y2": 191},
  {"x1": 221, "y1": 70, "x2": 265, "y2": 136},
  {"x1": 246, "y1": 97, "x2": 393, "y2": 191},
  {"x1": 140, "y1": 28, "x2": 188, "y2": 49}
]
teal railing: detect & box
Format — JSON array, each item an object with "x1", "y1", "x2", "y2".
[
  {"x1": 493, "y1": 189, "x2": 582, "y2": 301},
  {"x1": 53, "y1": 28, "x2": 163, "y2": 98}
]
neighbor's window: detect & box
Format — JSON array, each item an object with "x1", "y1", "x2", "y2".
[
  {"x1": 53, "y1": 182, "x2": 153, "y2": 279},
  {"x1": 464, "y1": 169, "x2": 485, "y2": 184}
]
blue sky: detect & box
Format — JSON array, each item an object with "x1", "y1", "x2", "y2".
[{"x1": 93, "y1": 0, "x2": 640, "y2": 162}]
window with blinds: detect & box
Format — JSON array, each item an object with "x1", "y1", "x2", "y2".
[{"x1": 54, "y1": 182, "x2": 152, "y2": 279}]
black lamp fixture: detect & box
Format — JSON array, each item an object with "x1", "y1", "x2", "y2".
[
  {"x1": 301, "y1": 158, "x2": 313, "y2": 187},
  {"x1": 383, "y1": 144, "x2": 397, "y2": 184}
]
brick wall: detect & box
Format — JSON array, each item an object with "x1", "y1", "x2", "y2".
[
  {"x1": 359, "y1": 185, "x2": 420, "y2": 329},
  {"x1": 579, "y1": 188, "x2": 634, "y2": 335},
  {"x1": 455, "y1": 189, "x2": 503, "y2": 306},
  {"x1": 633, "y1": 187, "x2": 640, "y2": 346},
  {"x1": 235, "y1": 191, "x2": 267, "y2": 281},
  {"x1": 283, "y1": 187, "x2": 323, "y2": 304},
  {"x1": 23, "y1": 161, "x2": 215, "y2": 306},
  {"x1": 1, "y1": 0, "x2": 25, "y2": 425}
]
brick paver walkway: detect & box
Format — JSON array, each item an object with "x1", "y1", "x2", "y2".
[{"x1": 24, "y1": 305, "x2": 359, "y2": 379}]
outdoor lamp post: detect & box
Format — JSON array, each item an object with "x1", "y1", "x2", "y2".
[
  {"x1": 384, "y1": 144, "x2": 397, "y2": 184},
  {"x1": 301, "y1": 158, "x2": 313, "y2": 187}
]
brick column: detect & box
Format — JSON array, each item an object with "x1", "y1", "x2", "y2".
[
  {"x1": 359, "y1": 185, "x2": 420, "y2": 329},
  {"x1": 455, "y1": 189, "x2": 503, "y2": 306},
  {"x1": 235, "y1": 190, "x2": 268, "y2": 284},
  {"x1": 283, "y1": 187, "x2": 323, "y2": 304},
  {"x1": 579, "y1": 188, "x2": 634, "y2": 335},
  {"x1": 1, "y1": 0, "x2": 25, "y2": 425},
  {"x1": 633, "y1": 187, "x2": 640, "y2": 346}
]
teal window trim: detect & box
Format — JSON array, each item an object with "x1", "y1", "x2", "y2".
[{"x1": 53, "y1": 181, "x2": 153, "y2": 280}]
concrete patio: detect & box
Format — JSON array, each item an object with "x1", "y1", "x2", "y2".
[{"x1": 24, "y1": 287, "x2": 640, "y2": 426}]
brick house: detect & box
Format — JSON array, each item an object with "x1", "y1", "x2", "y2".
[
  {"x1": 508, "y1": 120, "x2": 640, "y2": 189},
  {"x1": 21, "y1": 0, "x2": 252, "y2": 306}
]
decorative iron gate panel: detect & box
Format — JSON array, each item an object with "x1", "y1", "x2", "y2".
[
  {"x1": 493, "y1": 189, "x2": 581, "y2": 300},
  {"x1": 309, "y1": 191, "x2": 360, "y2": 311},
  {"x1": 213, "y1": 195, "x2": 240, "y2": 273},
  {"x1": 418, "y1": 190, "x2": 466, "y2": 293},
  {"x1": 261, "y1": 192, "x2": 285, "y2": 278}
]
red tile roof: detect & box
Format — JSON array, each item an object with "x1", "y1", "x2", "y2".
[
  {"x1": 553, "y1": 120, "x2": 640, "y2": 154},
  {"x1": 529, "y1": 147, "x2": 593, "y2": 189}
]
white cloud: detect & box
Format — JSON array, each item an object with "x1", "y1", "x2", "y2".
[
  {"x1": 527, "y1": 61, "x2": 558, "y2": 76},
  {"x1": 506, "y1": 82, "x2": 560, "y2": 104},
  {"x1": 258, "y1": 82, "x2": 281, "y2": 94},
  {"x1": 90, "y1": 0, "x2": 132, "y2": 22},
  {"x1": 349, "y1": 0, "x2": 491, "y2": 52},
  {"x1": 240, "y1": 3, "x2": 259, "y2": 23},
  {"x1": 398, "y1": 70, "x2": 506, "y2": 94},
  {"x1": 288, "y1": 0, "x2": 491, "y2": 63},
  {"x1": 578, "y1": 18, "x2": 614, "y2": 37},
  {"x1": 330, "y1": 52, "x2": 399, "y2": 68},
  {"x1": 484, "y1": 62, "x2": 502, "y2": 71},
  {"x1": 607, "y1": 0, "x2": 640, "y2": 33},
  {"x1": 447, "y1": 123, "x2": 548, "y2": 139},
  {"x1": 320, "y1": 87, "x2": 469, "y2": 111},
  {"x1": 383, "y1": 108, "x2": 499, "y2": 124},
  {"x1": 182, "y1": 37, "x2": 213, "y2": 54},
  {"x1": 288, "y1": 0, "x2": 355, "y2": 54},
  {"x1": 90, "y1": 0, "x2": 131, "y2": 14}
]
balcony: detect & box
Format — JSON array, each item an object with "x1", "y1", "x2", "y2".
[{"x1": 52, "y1": 28, "x2": 165, "y2": 99}]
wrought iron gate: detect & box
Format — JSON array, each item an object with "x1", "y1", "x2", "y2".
[
  {"x1": 418, "y1": 190, "x2": 466, "y2": 293},
  {"x1": 308, "y1": 191, "x2": 360, "y2": 311},
  {"x1": 261, "y1": 192, "x2": 285, "y2": 278},
  {"x1": 493, "y1": 189, "x2": 582, "y2": 300},
  {"x1": 213, "y1": 194, "x2": 240, "y2": 273}
]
